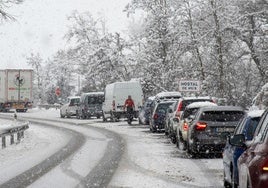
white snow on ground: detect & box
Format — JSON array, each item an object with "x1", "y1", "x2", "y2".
[
  {"x1": 0, "y1": 119, "x2": 71, "y2": 184},
  {"x1": 0, "y1": 108, "x2": 224, "y2": 187}
]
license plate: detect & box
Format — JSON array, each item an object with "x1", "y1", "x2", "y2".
[{"x1": 215, "y1": 127, "x2": 235, "y2": 133}]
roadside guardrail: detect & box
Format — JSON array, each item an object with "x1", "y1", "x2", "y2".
[{"x1": 0, "y1": 122, "x2": 29, "y2": 149}]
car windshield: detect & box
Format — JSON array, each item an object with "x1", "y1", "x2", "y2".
[{"x1": 200, "y1": 111, "x2": 244, "y2": 122}]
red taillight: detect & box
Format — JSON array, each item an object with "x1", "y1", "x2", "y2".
[
  {"x1": 195, "y1": 122, "x2": 207, "y2": 130},
  {"x1": 153, "y1": 114, "x2": 158, "y2": 119},
  {"x1": 176, "y1": 102, "x2": 183, "y2": 119},
  {"x1": 112, "y1": 100, "x2": 115, "y2": 110},
  {"x1": 177, "y1": 101, "x2": 183, "y2": 112},
  {"x1": 183, "y1": 122, "x2": 189, "y2": 131}
]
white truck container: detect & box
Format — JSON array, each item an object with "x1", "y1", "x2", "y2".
[
  {"x1": 0, "y1": 69, "x2": 33, "y2": 112},
  {"x1": 102, "y1": 80, "x2": 144, "y2": 121}
]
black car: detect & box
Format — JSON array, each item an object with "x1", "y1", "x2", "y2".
[
  {"x1": 186, "y1": 106, "x2": 245, "y2": 157},
  {"x1": 149, "y1": 101, "x2": 176, "y2": 132}
]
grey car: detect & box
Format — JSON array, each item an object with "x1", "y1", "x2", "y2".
[{"x1": 186, "y1": 106, "x2": 245, "y2": 157}]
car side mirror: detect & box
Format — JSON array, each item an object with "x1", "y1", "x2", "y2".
[{"x1": 229, "y1": 134, "x2": 246, "y2": 148}]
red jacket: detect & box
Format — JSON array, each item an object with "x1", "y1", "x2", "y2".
[{"x1": 124, "y1": 99, "x2": 135, "y2": 109}]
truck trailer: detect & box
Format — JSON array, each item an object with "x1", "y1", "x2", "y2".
[{"x1": 0, "y1": 69, "x2": 33, "y2": 112}]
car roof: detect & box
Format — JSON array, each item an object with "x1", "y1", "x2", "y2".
[
  {"x1": 82, "y1": 92, "x2": 104, "y2": 96},
  {"x1": 68, "y1": 96, "x2": 80, "y2": 99},
  {"x1": 247, "y1": 110, "x2": 265, "y2": 118},
  {"x1": 197, "y1": 106, "x2": 244, "y2": 112},
  {"x1": 186, "y1": 101, "x2": 217, "y2": 109}
]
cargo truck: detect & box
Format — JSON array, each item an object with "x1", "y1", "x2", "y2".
[{"x1": 0, "y1": 69, "x2": 33, "y2": 112}]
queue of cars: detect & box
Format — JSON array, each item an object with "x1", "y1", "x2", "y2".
[{"x1": 141, "y1": 90, "x2": 268, "y2": 188}]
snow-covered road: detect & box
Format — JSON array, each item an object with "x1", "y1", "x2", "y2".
[{"x1": 0, "y1": 108, "x2": 224, "y2": 187}]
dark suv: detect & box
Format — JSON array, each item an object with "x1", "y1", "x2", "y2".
[
  {"x1": 186, "y1": 106, "x2": 245, "y2": 157},
  {"x1": 77, "y1": 92, "x2": 104, "y2": 119},
  {"x1": 149, "y1": 101, "x2": 176, "y2": 132}
]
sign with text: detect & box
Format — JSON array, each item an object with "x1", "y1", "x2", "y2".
[{"x1": 179, "y1": 80, "x2": 201, "y2": 92}]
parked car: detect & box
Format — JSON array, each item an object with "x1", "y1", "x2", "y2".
[
  {"x1": 223, "y1": 110, "x2": 264, "y2": 188},
  {"x1": 138, "y1": 96, "x2": 155, "y2": 125},
  {"x1": 176, "y1": 101, "x2": 217, "y2": 150},
  {"x1": 166, "y1": 96, "x2": 215, "y2": 144},
  {"x1": 77, "y1": 92, "x2": 104, "y2": 119},
  {"x1": 149, "y1": 91, "x2": 182, "y2": 128},
  {"x1": 186, "y1": 106, "x2": 245, "y2": 157},
  {"x1": 149, "y1": 100, "x2": 176, "y2": 132},
  {"x1": 60, "y1": 96, "x2": 80, "y2": 118},
  {"x1": 233, "y1": 109, "x2": 268, "y2": 188},
  {"x1": 165, "y1": 102, "x2": 179, "y2": 136}
]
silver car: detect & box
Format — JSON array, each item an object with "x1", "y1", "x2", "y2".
[{"x1": 60, "y1": 96, "x2": 80, "y2": 118}]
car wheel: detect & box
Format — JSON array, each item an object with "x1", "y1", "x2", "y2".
[
  {"x1": 171, "y1": 134, "x2": 177, "y2": 144},
  {"x1": 177, "y1": 135, "x2": 186, "y2": 150},
  {"x1": 81, "y1": 111, "x2": 86, "y2": 119},
  {"x1": 60, "y1": 110, "x2": 64, "y2": 118},
  {"x1": 138, "y1": 118, "x2": 142, "y2": 125},
  {"x1": 224, "y1": 171, "x2": 232, "y2": 188},
  {"x1": 231, "y1": 169, "x2": 238, "y2": 188}
]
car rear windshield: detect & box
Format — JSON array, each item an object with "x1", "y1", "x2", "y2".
[
  {"x1": 200, "y1": 111, "x2": 244, "y2": 122},
  {"x1": 182, "y1": 108, "x2": 199, "y2": 119},
  {"x1": 156, "y1": 103, "x2": 174, "y2": 114},
  {"x1": 88, "y1": 96, "x2": 104, "y2": 104}
]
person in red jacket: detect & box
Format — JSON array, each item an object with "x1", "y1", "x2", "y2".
[
  {"x1": 124, "y1": 95, "x2": 135, "y2": 110},
  {"x1": 124, "y1": 95, "x2": 135, "y2": 124}
]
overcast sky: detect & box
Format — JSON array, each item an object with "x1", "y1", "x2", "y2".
[{"x1": 0, "y1": 0, "x2": 132, "y2": 69}]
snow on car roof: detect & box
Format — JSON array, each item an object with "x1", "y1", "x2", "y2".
[
  {"x1": 68, "y1": 96, "x2": 80, "y2": 99},
  {"x1": 182, "y1": 96, "x2": 212, "y2": 100},
  {"x1": 156, "y1": 91, "x2": 182, "y2": 98},
  {"x1": 198, "y1": 106, "x2": 244, "y2": 112},
  {"x1": 186, "y1": 101, "x2": 217, "y2": 109},
  {"x1": 247, "y1": 110, "x2": 265, "y2": 118}
]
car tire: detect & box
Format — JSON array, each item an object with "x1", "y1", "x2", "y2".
[
  {"x1": 60, "y1": 110, "x2": 64, "y2": 118},
  {"x1": 231, "y1": 169, "x2": 238, "y2": 188},
  {"x1": 177, "y1": 133, "x2": 186, "y2": 150},
  {"x1": 224, "y1": 171, "x2": 232, "y2": 188}
]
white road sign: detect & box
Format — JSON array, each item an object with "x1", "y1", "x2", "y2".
[{"x1": 179, "y1": 80, "x2": 201, "y2": 92}]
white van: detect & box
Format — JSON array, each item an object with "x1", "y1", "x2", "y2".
[{"x1": 102, "y1": 81, "x2": 144, "y2": 121}]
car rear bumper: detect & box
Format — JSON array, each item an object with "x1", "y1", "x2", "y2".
[{"x1": 190, "y1": 142, "x2": 226, "y2": 154}]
